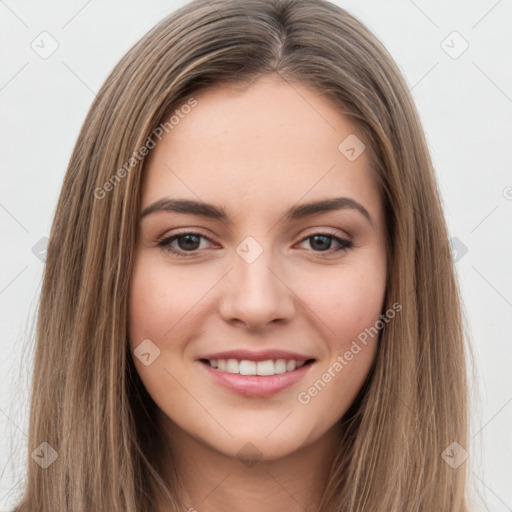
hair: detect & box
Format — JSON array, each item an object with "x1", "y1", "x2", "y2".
[{"x1": 11, "y1": 0, "x2": 470, "y2": 510}]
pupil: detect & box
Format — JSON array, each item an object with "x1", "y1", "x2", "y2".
[
  {"x1": 179, "y1": 235, "x2": 200, "y2": 250},
  {"x1": 311, "y1": 235, "x2": 331, "y2": 251}
]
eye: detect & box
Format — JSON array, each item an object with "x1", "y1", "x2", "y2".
[
  {"x1": 158, "y1": 232, "x2": 214, "y2": 256},
  {"x1": 157, "y1": 230, "x2": 353, "y2": 257},
  {"x1": 297, "y1": 232, "x2": 353, "y2": 254}
]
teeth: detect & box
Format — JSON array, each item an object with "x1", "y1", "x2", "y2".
[
  {"x1": 239, "y1": 360, "x2": 256, "y2": 375},
  {"x1": 206, "y1": 358, "x2": 309, "y2": 376},
  {"x1": 274, "y1": 359, "x2": 287, "y2": 374},
  {"x1": 226, "y1": 358, "x2": 239, "y2": 373},
  {"x1": 257, "y1": 360, "x2": 278, "y2": 376}
]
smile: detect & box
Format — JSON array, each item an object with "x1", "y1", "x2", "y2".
[
  {"x1": 197, "y1": 358, "x2": 316, "y2": 397},
  {"x1": 201, "y1": 358, "x2": 314, "y2": 376}
]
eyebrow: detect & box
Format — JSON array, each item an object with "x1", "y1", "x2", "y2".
[{"x1": 140, "y1": 196, "x2": 373, "y2": 226}]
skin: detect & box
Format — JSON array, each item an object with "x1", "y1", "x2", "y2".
[{"x1": 128, "y1": 73, "x2": 387, "y2": 512}]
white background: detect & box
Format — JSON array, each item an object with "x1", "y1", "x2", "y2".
[{"x1": 1, "y1": 0, "x2": 511, "y2": 510}]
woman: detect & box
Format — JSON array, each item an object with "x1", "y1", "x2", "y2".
[{"x1": 13, "y1": 0, "x2": 470, "y2": 510}]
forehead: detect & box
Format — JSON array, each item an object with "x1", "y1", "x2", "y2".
[{"x1": 141, "y1": 75, "x2": 381, "y2": 222}]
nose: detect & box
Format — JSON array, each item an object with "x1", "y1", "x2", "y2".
[{"x1": 219, "y1": 247, "x2": 296, "y2": 330}]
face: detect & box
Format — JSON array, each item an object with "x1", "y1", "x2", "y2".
[{"x1": 128, "y1": 74, "x2": 387, "y2": 462}]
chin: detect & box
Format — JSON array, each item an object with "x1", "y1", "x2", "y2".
[{"x1": 208, "y1": 429, "x2": 313, "y2": 464}]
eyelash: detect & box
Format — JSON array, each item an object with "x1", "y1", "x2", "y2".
[{"x1": 157, "y1": 230, "x2": 353, "y2": 257}]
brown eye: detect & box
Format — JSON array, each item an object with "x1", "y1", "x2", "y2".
[
  {"x1": 174, "y1": 234, "x2": 201, "y2": 251},
  {"x1": 298, "y1": 233, "x2": 353, "y2": 253},
  {"x1": 158, "y1": 232, "x2": 213, "y2": 256}
]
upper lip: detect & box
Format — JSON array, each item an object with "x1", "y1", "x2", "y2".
[{"x1": 197, "y1": 349, "x2": 315, "y2": 362}]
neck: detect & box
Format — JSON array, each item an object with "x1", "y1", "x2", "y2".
[{"x1": 156, "y1": 417, "x2": 342, "y2": 512}]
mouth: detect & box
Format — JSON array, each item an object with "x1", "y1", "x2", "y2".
[
  {"x1": 197, "y1": 358, "x2": 316, "y2": 397},
  {"x1": 199, "y1": 357, "x2": 316, "y2": 375}
]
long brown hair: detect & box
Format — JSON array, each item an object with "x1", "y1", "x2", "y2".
[{"x1": 12, "y1": 0, "x2": 470, "y2": 510}]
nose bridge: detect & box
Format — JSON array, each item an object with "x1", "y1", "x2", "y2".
[{"x1": 219, "y1": 236, "x2": 294, "y2": 328}]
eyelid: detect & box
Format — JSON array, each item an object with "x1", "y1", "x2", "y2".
[
  {"x1": 158, "y1": 226, "x2": 351, "y2": 244},
  {"x1": 299, "y1": 227, "x2": 352, "y2": 242},
  {"x1": 157, "y1": 227, "x2": 216, "y2": 243}
]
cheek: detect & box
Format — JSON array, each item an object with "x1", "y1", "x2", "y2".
[
  {"x1": 128, "y1": 258, "x2": 208, "y2": 344},
  {"x1": 291, "y1": 256, "x2": 386, "y2": 426},
  {"x1": 293, "y1": 270, "x2": 385, "y2": 431},
  {"x1": 334, "y1": 278, "x2": 385, "y2": 343},
  {"x1": 298, "y1": 261, "x2": 387, "y2": 344},
  {"x1": 127, "y1": 259, "x2": 209, "y2": 409}
]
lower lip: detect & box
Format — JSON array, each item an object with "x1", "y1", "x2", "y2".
[{"x1": 197, "y1": 360, "x2": 315, "y2": 398}]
